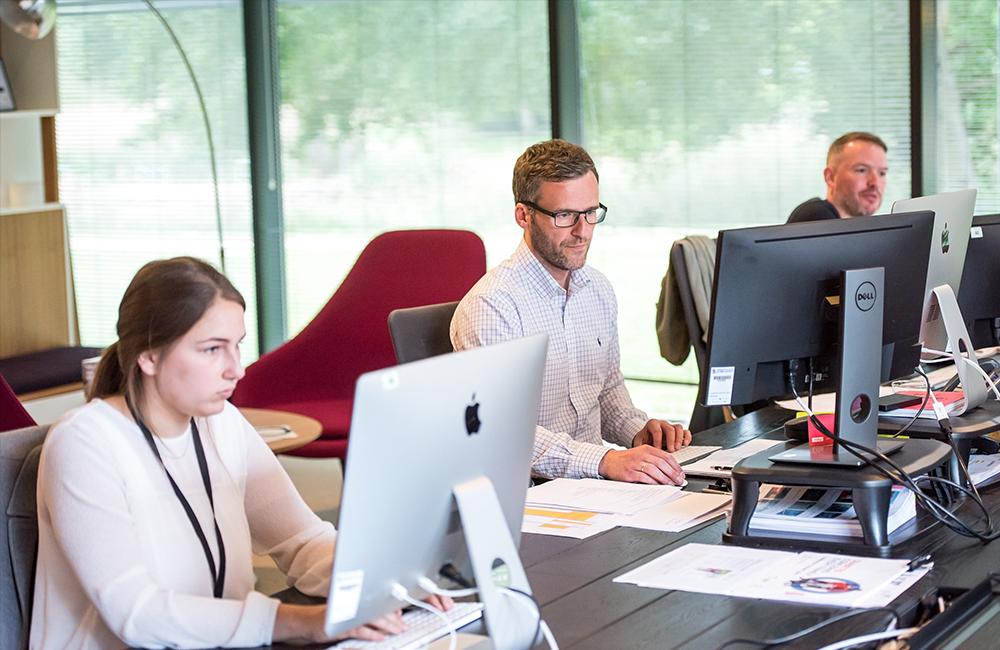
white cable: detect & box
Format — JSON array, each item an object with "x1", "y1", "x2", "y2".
[
  {"x1": 964, "y1": 357, "x2": 1000, "y2": 400},
  {"x1": 792, "y1": 392, "x2": 817, "y2": 420},
  {"x1": 923, "y1": 347, "x2": 1000, "y2": 400},
  {"x1": 391, "y1": 582, "x2": 457, "y2": 650},
  {"x1": 417, "y1": 575, "x2": 479, "y2": 598},
  {"x1": 920, "y1": 352, "x2": 956, "y2": 364},
  {"x1": 539, "y1": 620, "x2": 559, "y2": 650},
  {"x1": 499, "y1": 587, "x2": 559, "y2": 650},
  {"x1": 815, "y1": 626, "x2": 919, "y2": 650}
]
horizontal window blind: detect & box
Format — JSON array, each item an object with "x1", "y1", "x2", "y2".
[
  {"x1": 578, "y1": 0, "x2": 911, "y2": 384},
  {"x1": 934, "y1": 0, "x2": 999, "y2": 214},
  {"x1": 56, "y1": 0, "x2": 259, "y2": 358},
  {"x1": 276, "y1": 0, "x2": 550, "y2": 335}
]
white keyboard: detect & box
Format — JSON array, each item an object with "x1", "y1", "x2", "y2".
[
  {"x1": 334, "y1": 602, "x2": 484, "y2": 650},
  {"x1": 672, "y1": 444, "x2": 721, "y2": 465}
]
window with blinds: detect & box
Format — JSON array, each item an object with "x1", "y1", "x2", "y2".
[
  {"x1": 275, "y1": 0, "x2": 550, "y2": 335},
  {"x1": 934, "y1": 0, "x2": 999, "y2": 214},
  {"x1": 56, "y1": 0, "x2": 259, "y2": 357},
  {"x1": 577, "y1": 0, "x2": 911, "y2": 388}
]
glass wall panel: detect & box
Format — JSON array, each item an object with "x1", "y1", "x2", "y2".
[
  {"x1": 57, "y1": 0, "x2": 258, "y2": 356},
  {"x1": 277, "y1": 0, "x2": 550, "y2": 335},
  {"x1": 579, "y1": 0, "x2": 911, "y2": 410},
  {"x1": 934, "y1": 0, "x2": 999, "y2": 214}
]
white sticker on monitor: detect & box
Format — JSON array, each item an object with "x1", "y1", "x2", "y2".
[
  {"x1": 328, "y1": 569, "x2": 364, "y2": 624},
  {"x1": 971, "y1": 226, "x2": 983, "y2": 239},
  {"x1": 706, "y1": 366, "x2": 735, "y2": 405}
]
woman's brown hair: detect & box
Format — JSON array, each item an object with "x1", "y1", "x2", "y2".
[{"x1": 89, "y1": 257, "x2": 245, "y2": 406}]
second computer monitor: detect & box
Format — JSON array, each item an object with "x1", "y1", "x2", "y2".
[
  {"x1": 703, "y1": 211, "x2": 934, "y2": 407},
  {"x1": 958, "y1": 213, "x2": 1000, "y2": 349},
  {"x1": 325, "y1": 334, "x2": 546, "y2": 639},
  {"x1": 891, "y1": 188, "x2": 977, "y2": 353}
]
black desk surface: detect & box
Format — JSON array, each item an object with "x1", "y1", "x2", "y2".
[{"x1": 273, "y1": 407, "x2": 1000, "y2": 649}]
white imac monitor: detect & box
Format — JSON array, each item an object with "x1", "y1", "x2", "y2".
[
  {"x1": 891, "y1": 188, "x2": 977, "y2": 353},
  {"x1": 325, "y1": 334, "x2": 547, "y2": 648}
]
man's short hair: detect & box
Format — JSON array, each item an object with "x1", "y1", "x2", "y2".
[
  {"x1": 512, "y1": 139, "x2": 599, "y2": 203},
  {"x1": 826, "y1": 131, "x2": 888, "y2": 167}
]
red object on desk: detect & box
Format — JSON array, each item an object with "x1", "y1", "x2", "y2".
[
  {"x1": 894, "y1": 390, "x2": 964, "y2": 411},
  {"x1": 807, "y1": 413, "x2": 836, "y2": 446}
]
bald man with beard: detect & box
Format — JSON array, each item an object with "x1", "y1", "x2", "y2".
[{"x1": 787, "y1": 132, "x2": 888, "y2": 224}]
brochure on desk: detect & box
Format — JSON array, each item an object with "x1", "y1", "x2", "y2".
[
  {"x1": 614, "y1": 543, "x2": 918, "y2": 608},
  {"x1": 749, "y1": 485, "x2": 916, "y2": 539},
  {"x1": 968, "y1": 453, "x2": 1000, "y2": 487}
]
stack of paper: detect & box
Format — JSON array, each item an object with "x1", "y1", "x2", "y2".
[
  {"x1": 681, "y1": 438, "x2": 785, "y2": 478},
  {"x1": 880, "y1": 390, "x2": 966, "y2": 419},
  {"x1": 968, "y1": 454, "x2": 1000, "y2": 487},
  {"x1": 614, "y1": 543, "x2": 923, "y2": 608},
  {"x1": 749, "y1": 485, "x2": 916, "y2": 539},
  {"x1": 522, "y1": 479, "x2": 731, "y2": 539}
]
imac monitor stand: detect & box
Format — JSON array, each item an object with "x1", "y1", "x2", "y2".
[{"x1": 891, "y1": 188, "x2": 977, "y2": 356}]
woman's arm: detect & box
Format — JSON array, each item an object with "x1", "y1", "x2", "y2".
[{"x1": 241, "y1": 415, "x2": 338, "y2": 596}]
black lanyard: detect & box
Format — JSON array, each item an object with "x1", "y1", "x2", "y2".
[{"x1": 126, "y1": 398, "x2": 227, "y2": 598}]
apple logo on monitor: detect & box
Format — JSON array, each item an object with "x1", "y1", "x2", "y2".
[
  {"x1": 941, "y1": 222, "x2": 950, "y2": 254},
  {"x1": 464, "y1": 394, "x2": 481, "y2": 435}
]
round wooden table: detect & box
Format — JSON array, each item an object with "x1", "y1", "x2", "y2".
[{"x1": 239, "y1": 407, "x2": 323, "y2": 454}]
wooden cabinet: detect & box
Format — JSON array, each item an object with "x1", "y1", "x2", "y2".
[{"x1": 0, "y1": 21, "x2": 75, "y2": 357}]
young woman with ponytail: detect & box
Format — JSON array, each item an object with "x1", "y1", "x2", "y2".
[{"x1": 30, "y1": 257, "x2": 447, "y2": 648}]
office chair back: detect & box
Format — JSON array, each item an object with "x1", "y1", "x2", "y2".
[
  {"x1": 388, "y1": 301, "x2": 460, "y2": 364},
  {"x1": 667, "y1": 241, "x2": 762, "y2": 431},
  {"x1": 0, "y1": 374, "x2": 35, "y2": 433},
  {"x1": 668, "y1": 240, "x2": 728, "y2": 432},
  {"x1": 1, "y1": 424, "x2": 48, "y2": 650}
]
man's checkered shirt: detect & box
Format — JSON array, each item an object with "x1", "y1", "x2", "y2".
[{"x1": 451, "y1": 240, "x2": 648, "y2": 479}]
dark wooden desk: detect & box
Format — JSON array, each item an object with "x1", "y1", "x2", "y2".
[{"x1": 273, "y1": 407, "x2": 1000, "y2": 649}]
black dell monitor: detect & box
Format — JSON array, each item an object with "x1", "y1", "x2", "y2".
[
  {"x1": 702, "y1": 211, "x2": 934, "y2": 409},
  {"x1": 957, "y1": 213, "x2": 1000, "y2": 349}
]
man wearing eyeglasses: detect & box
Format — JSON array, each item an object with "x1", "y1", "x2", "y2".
[{"x1": 451, "y1": 139, "x2": 691, "y2": 485}]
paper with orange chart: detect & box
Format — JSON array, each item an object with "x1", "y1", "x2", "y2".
[
  {"x1": 521, "y1": 505, "x2": 618, "y2": 539},
  {"x1": 522, "y1": 479, "x2": 730, "y2": 539}
]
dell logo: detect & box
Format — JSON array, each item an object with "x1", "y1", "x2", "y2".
[
  {"x1": 855, "y1": 282, "x2": 877, "y2": 312},
  {"x1": 464, "y1": 394, "x2": 481, "y2": 435}
]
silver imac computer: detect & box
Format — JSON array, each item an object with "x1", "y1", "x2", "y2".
[
  {"x1": 325, "y1": 334, "x2": 547, "y2": 649},
  {"x1": 892, "y1": 188, "x2": 988, "y2": 410}
]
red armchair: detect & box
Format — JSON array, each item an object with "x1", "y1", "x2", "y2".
[
  {"x1": 0, "y1": 374, "x2": 36, "y2": 433},
  {"x1": 231, "y1": 229, "x2": 487, "y2": 459}
]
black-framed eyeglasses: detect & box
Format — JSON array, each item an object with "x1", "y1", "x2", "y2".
[{"x1": 520, "y1": 200, "x2": 608, "y2": 228}]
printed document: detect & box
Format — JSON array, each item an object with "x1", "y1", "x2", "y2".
[
  {"x1": 522, "y1": 482, "x2": 730, "y2": 538},
  {"x1": 968, "y1": 453, "x2": 1000, "y2": 487},
  {"x1": 682, "y1": 438, "x2": 785, "y2": 478},
  {"x1": 521, "y1": 506, "x2": 617, "y2": 539},
  {"x1": 749, "y1": 485, "x2": 916, "y2": 538},
  {"x1": 615, "y1": 492, "x2": 731, "y2": 532},
  {"x1": 525, "y1": 478, "x2": 683, "y2": 515},
  {"x1": 615, "y1": 543, "x2": 913, "y2": 607}
]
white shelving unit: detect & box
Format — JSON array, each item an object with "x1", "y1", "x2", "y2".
[{"x1": 0, "y1": 21, "x2": 76, "y2": 358}]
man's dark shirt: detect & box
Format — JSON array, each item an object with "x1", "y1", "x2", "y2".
[{"x1": 786, "y1": 197, "x2": 840, "y2": 224}]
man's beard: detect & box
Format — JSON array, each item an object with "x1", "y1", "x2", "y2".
[
  {"x1": 839, "y1": 190, "x2": 881, "y2": 217},
  {"x1": 529, "y1": 216, "x2": 589, "y2": 271}
]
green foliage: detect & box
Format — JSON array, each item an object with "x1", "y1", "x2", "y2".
[
  {"x1": 277, "y1": 0, "x2": 549, "y2": 159},
  {"x1": 579, "y1": 0, "x2": 910, "y2": 158},
  {"x1": 940, "y1": 0, "x2": 998, "y2": 198}
]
